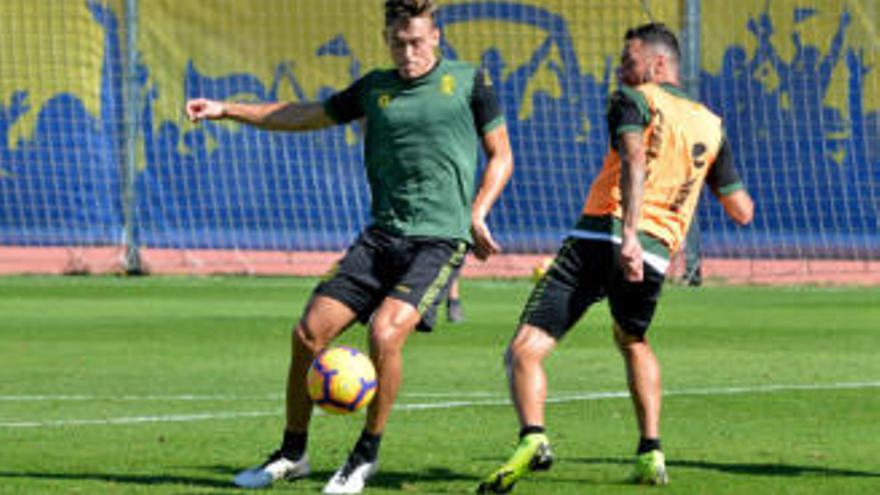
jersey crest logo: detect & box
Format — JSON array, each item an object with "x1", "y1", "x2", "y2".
[
  {"x1": 440, "y1": 74, "x2": 456, "y2": 95},
  {"x1": 377, "y1": 94, "x2": 392, "y2": 109}
]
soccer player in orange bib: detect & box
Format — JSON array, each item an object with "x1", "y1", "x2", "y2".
[{"x1": 478, "y1": 23, "x2": 754, "y2": 493}]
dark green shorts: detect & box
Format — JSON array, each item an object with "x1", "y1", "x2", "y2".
[
  {"x1": 315, "y1": 226, "x2": 467, "y2": 332},
  {"x1": 520, "y1": 237, "x2": 665, "y2": 339}
]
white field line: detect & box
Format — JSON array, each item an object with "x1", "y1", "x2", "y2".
[
  {"x1": 0, "y1": 411, "x2": 274, "y2": 428},
  {"x1": 0, "y1": 391, "x2": 504, "y2": 402},
  {"x1": 1, "y1": 381, "x2": 878, "y2": 428},
  {"x1": 0, "y1": 395, "x2": 282, "y2": 402}
]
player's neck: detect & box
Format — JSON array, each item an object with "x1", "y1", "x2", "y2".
[
  {"x1": 655, "y1": 66, "x2": 681, "y2": 86},
  {"x1": 397, "y1": 57, "x2": 440, "y2": 81},
  {"x1": 646, "y1": 72, "x2": 680, "y2": 87}
]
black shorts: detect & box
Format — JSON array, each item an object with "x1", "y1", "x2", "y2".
[
  {"x1": 314, "y1": 226, "x2": 467, "y2": 332},
  {"x1": 520, "y1": 237, "x2": 665, "y2": 339}
]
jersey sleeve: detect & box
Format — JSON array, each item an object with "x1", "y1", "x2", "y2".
[
  {"x1": 606, "y1": 87, "x2": 650, "y2": 151},
  {"x1": 706, "y1": 136, "x2": 745, "y2": 196},
  {"x1": 323, "y1": 74, "x2": 368, "y2": 124},
  {"x1": 470, "y1": 69, "x2": 505, "y2": 135}
]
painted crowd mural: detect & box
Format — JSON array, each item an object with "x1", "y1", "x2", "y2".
[{"x1": 0, "y1": 1, "x2": 877, "y2": 257}]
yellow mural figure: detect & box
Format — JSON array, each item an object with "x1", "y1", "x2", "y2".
[{"x1": 2, "y1": 0, "x2": 876, "y2": 148}]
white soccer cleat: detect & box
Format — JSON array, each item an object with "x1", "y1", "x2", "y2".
[
  {"x1": 233, "y1": 450, "x2": 311, "y2": 489},
  {"x1": 322, "y1": 455, "x2": 378, "y2": 494}
]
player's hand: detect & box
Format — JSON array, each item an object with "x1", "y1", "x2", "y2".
[
  {"x1": 619, "y1": 235, "x2": 644, "y2": 282},
  {"x1": 471, "y1": 216, "x2": 500, "y2": 261},
  {"x1": 186, "y1": 98, "x2": 226, "y2": 123}
]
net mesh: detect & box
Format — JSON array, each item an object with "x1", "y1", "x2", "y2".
[{"x1": 0, "y1": 0, "x2": 877, "y2": 281}]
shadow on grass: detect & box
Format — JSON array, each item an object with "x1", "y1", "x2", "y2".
[
  {"x1": 368, "y1": 466, "x2": 477, "y2": 491},
  {"x1": 204, "y1": 463, "x2": 475, "y2": 483},
  {"x1": 0, "y1": 471, "x2": 231, "y2": 489},
  {"x1": 0, "y1": 465, "x2": 477, "y2": 493},
  {"x1": 571, "y1": 457, "x2": 880, "y2": 478}
]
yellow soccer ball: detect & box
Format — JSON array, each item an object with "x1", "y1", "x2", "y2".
[{"x1": 307, "y1": 346, "x2": 377, "y2": 415}]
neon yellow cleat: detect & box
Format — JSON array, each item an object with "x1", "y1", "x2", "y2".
[
  {"x1": 630, "y1": 449, "x2": 669, "y2": 485},
  {"x1": 477, "y1": 433, "x2": 554, "y2": 494}
]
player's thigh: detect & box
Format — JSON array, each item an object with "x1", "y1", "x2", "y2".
[
  {"x1": 369, "y1": 297, "x2": 423, "y2": 352},
  {"x1": 313, "y1": 228, "x2": 389, "y2": 324},
  {"x1": 296, "y1": 294, "x2": 359, "y2": 352},
  {"x1": 606, "y1": 263, "x2": 665, "y2": 339},
  {"x1": 519, "y1": 238, "x2": 606, "y2": 339}
]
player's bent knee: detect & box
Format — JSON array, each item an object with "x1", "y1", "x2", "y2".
[
  {"x1": 294, "y1": 321, "x2": 326, "y2": 355},
  {"x1": 502, "y1": 347, "x2": 519, "y2": 384},
  {"x1": 368, "y1": 325, "x2": 408, "y2": 356},
  {"x1": 508, "y1": 325, "x2": 555, "y2": 365},
  {"x1": 503, "y1": 345, "x2": 516, "y2": 369},
  {"x1": 613, "y1": 323, "x2": 646, "y2": 349},
  {"x1": 505, "y1": 340, "x2": 532, "y2": 367}
]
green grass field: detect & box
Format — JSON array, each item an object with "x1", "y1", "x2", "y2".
[{"x1": 1, "y1": 276, "x2": 878, "y2": 494}]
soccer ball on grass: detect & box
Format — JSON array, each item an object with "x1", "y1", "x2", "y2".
[{"x1": 307, "y1": 346, "x2": 377, "y2": 415}]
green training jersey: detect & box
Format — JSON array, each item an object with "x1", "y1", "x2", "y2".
[{"x1": 324, "y1": 58, "x2": 505, "y2": 241}]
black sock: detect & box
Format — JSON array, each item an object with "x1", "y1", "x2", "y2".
[
  {"x1": 281, "y1": 430, "x2": 308, "y2": 460},
  {"x1": 519, "y1": 425, "x2": 545, "y2": 439},
  {"x1": 637, "y1": 437, "x2": 661, "y2": 455},
  {"x1": 353, "y1": 429, "x2": 383, "y2": 462}
]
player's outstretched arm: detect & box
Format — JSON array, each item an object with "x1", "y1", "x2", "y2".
[
  {"x1": 471, "y1": 124, "x2": 513, "y2": 261},
  {"x1": 185, "y1": 99, "x2": 335, "y2": 132}
]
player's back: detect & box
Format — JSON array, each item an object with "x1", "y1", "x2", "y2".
[{"x1": 583, "y1": 83, "x2": 724, "y2": 251}]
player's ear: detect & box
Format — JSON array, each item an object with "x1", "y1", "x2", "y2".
[
  {"x1": 659, "y1": 52, "x2": 672, "y2": 71},
  {"x1": 652, "y1": 55, "x2": 665, "y2": 79}
]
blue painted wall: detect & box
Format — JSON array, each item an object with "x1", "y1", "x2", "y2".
[{"x1": 0, "y1": 1, "x2": 876, "y2": 258}]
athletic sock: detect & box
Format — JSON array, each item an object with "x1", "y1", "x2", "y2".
[
  {"x1": 637, "y1": 437, "x2": 661, "y2": 455},
  {"x1": 353, "y1": 429, "x2": 383, "y2": 462},
  {"x1": 281, "y1": 430, "x2": 308, "y2": 460},
  {"x1": 519, "y1": 425, "x2": 546, "y2": 439}
]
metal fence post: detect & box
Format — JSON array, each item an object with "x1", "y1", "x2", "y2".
[
  {"x1": 681, "y1": 0, "x2": 703, "y2": 286},
  {"x1": 122, "y1": 0, "x2": 143, "y2": 274}
]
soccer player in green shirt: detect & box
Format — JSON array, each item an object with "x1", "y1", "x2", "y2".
[{"x1": 186, "y1": 1, "x2": 512, "y2": 493}]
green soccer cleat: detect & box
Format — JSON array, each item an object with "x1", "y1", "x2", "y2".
[
  {"x1": 477, "y1": 433, "x2": 554, "y2": 494},
  {"x1": 630, "y1": 449, "x2": 669, "y2": 485}
]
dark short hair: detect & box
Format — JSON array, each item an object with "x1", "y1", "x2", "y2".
[
  {"x1": 625, "y1": 23, "x2": 680, "y2": 61},
  {"x1": 384, "y1": 0, "x2": 436, "y2": 26}
]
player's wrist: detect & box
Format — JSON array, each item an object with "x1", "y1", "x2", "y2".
[
  {"x1": 621, "y1": 225, "x2": 639, "y2": 238},
  {"x1": 471, "y1": 206, "x2": 489, "y2": 225}
]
